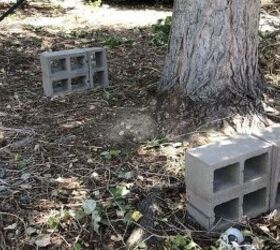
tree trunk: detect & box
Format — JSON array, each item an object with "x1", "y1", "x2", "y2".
[{"x1": 160, "y1": 0, "x2": 263, "y2": 107}]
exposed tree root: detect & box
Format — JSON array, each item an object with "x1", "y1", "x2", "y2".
[{"x1": 156, "y1": 84, "x2": 276, "y2": 140}]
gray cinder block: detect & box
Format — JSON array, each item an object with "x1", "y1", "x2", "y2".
[
  {"x1": 253, "y1": 125, "x2": 280, "y2": 210},
  {"x1": 40, "y1": 47, "x2": 109, "y2": 97},
  {"x1": 186, "y1": 135, "x2": 272, "y2": 231},
  {"x1": 87, "y1": 48, "x2": 109, "y2": 88}
]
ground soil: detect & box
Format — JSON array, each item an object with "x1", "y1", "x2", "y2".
[{"x1": 0, "y1": 1, "x2": 280, "y2": 250}]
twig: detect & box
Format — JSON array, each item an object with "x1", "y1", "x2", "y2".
[
  {"x1": 130, "y1": 221, "x2": 169, "y2": 239},
  {"x1": 133, "y1": 235, "x2": 153, "y2": 250},
  {"x1": 0, "y1": 212, "x2": 26, "y2": 230},
  {"x1": 105, "y1": 209, "x2": 127, "y2": 248},
  {"x1": 262, "y1": 43, "x2": 280, "y2": 52},
  {"x1": 38, "y1": 140, "x2": 102, "y2": 150},
  {"x1": 53, "y1": 233, "x2": 70, "y2": 247},
  {"x1": 0, "y1": 126, "x2": 35, "y2": 135},
  {"x1": 255, "y1": 223, "x2": 280, "y2": 246}
]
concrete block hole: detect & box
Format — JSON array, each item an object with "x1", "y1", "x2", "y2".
[
  {"x1": 276, "y1": 183, "x2": 280, "y2": 206},
  {"x1": 93, "y1": 71, "x2": 105, "y2": 86},
  {"x1": 71, "y1": 76, "x2": 88, "y2": 90},
  {"x1": 244, "y1": 153, "x2": 268, "y2": 182},
  {"x1": 214, "y1": 198, "x2": 239, "y2": 224},
  {"x1": 95, "y1": 51, "x2": 104, "y2": 67},
  {"x1": 214, "y1": 163, "x2": 240, "y2": 193},
  {"x1": 70, "y1": 56, "x2": 86, "y2": 71},
  {"x1": 243, "y1": 188, "x2": 266, "y2": 216},
  {"x1": 50, "y1": 58, "x2": 66, "y2": 73},
  {"x1": 53, "y1": 79, "x2": 68, "y2": 94}
]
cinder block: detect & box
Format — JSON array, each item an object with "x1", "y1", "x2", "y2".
[
  {"x1": 187, "y1": 191, "x2": 241, "y2": 231},
  {"x1": 40, "y1": 47, "x2": 109, "y2": 97},
  {"x1": 186, "y1": 135, "x2": 272, "y2": 200},
  {"x1": 253, "y1": 125, "x2": 280, "y2": 210},
  {"x1": 186, "y1": 135, "x2": 272, "y2": 231}
]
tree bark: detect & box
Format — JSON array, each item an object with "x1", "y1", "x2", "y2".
[{"x1": 160, "y1": 0, "x2": 263, "y2": 107}]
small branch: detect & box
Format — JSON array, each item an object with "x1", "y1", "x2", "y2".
[
  {"x1": 105, "y1": 209, "x2": 127, "y2": 248},
  {"x1": 0, "y1": 126, "x2": 35, "y2": 135},
  {"x1": 0, "y1": 212, "x2": 26, "y2": 229}
]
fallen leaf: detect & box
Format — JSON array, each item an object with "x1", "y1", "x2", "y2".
[
  {"x1": 259, "y1": 225, "x2": 270, "y2": 233},
  {"x1": 4, "y1": 223, "x2": 17, "y2": 230},
  {"x1": 82, "y1": 199, "x2": 96, "y2": 215},
  {"x1": 55, "y1": 177, "x2": 80, "y2": 190},
  {"x1": 25, "y1": 227, "x2": 37, "y2": 236},
  {"x1": 35, "y1": 234, "x2": 51, "y2": 247},
  {"x1": 34, "y1": 144, "x2": 40, "y2": 152},
  {"x1": 131, "y1": 211, "x2": 143, "y2": 222},
  {"x1": 118, "y1": 171, "x2": 135, "y2": 179},
  {"x1": 252, "y1": 237, "x2": 265, "y2": 250}
]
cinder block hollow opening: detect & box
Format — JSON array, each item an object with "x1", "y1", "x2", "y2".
[
  {"x1": 214, "y1": 198, "x2": 239, "y2": 224},
  {"x1": 243, "y1": 188, "x2": 266, "y2": 216},
  {"x1": 95, "y1": 51, "x2": 104, "y2": 67},
  {"x1": 71, "y1": 76, "x2": 88, "y2": 90},
  {"x1": 214, "y1": 163, "x2": 240, "y2": 193},
  {"x1": 70, "y1": 56, "x2": 85, "y2": 70},
  {"x1": 93, "y1": 71, "x2": 105, "y2": 86},
  {"x1": 276, "y1": 183, "x2": 280, "y2": 206},
  {"x1": 52, "y1": 79, "x2": 68, "y2": 94},
  {"x1": 50, "y1": 58, "x2": 66, "y2": 73},
  {"x1": 244, "y1": 153, "x2": 268, "y2": 182}
]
